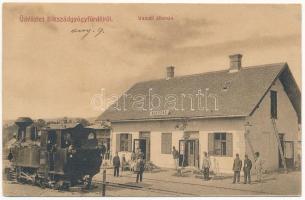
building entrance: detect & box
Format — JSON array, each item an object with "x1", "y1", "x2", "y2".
[{"x1": 178, "y1": 139, "x2": 199, "y2": 168}]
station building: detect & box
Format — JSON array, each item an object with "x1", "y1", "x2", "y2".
[{"x1": 98, "y1": 54, "x2": 301, "y2": 173}]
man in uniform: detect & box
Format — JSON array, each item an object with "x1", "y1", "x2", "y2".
[
  {"x1": 243, "y1": 154, "x2": 252, "y2": 184},
  {"x1": 202, "y1": 152, "x2": 211, "y2": 181},
  {"x1": 135, "y1": 155, "x2": 145, "y2": 183},
  {"x1": 232, "y1": 153, "x2": 242, "y2": 184},
  {"x1": 112, "y1": 152, "x2": 120, "y2": 177}
]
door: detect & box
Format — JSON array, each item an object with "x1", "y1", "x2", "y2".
[
  {"x1": 101, "y1": 138, "x2": 111, "y2": 160},
  {"x1": 47, "y1": 131, "x2": 57, "y2": 171},
  {"x1": 133, "y1": 139, "x2": 147, "y2": 160},
  {"x1": 145, "y1": 139, "x2": 150, "y2": 161},
  {"x1": 194, "y1": 139, "x2": 199, "y2": 168},
  {"x1": 188, "y1": 140, "x2": 195, "y2": 166},
  {"x1": 179, "y1": 139, "x2": 199, "y2": 167},
  {"x1": 139, "y1": 132, "x2": 151, "y2": 161},
  {"x1": 284, "y1": 141, "x2": 294, "y2": 168}
]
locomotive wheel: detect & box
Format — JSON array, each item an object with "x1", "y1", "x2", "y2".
[{"x1": 54, "y1": 181, "x2": 61, "y2": 190}]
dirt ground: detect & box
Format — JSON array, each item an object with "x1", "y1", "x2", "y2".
[{"x1": 2, "y1": 167, "x2": 301, "y2": 197}]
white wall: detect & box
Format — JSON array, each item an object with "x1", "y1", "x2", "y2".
[
  {"x1": 111, "y1": 117, "x2": 245, "y2": 133},
  {"x1": 150, "y1": 131, "x2": 183, "y2": 168},
  {"x1": 199, "y1": 131, "x2": 245, "y2": 174},
  {"x1": 150, "y1": 130, "x2": 246, "y2": 173},
  {"x1": 111, "y1": 131, "x2": 139, "y2": 161},
  {"x1": 247, "y1": 79, "x2": 299, "y2": 171},
  {"x1": 110, "y1": 129, "x2": 245, "y2": 173}
]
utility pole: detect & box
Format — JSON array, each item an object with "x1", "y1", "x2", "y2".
[{"x1": 102, "y1": 169, "x2": 106, "y2": 196}]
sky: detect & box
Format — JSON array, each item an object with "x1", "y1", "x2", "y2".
[{"x1": 3, "y1": 4, "x2": 301, "y2": 120}]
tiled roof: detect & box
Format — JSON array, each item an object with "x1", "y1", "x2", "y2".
[{"x1": 98, "y1": 63, "x2": 300, "y2": 122}]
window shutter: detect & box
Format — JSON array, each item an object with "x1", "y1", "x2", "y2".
[
  {"x1": 168, "y1": 133, "x2": 172, "y2": 154},
  {"x1": 161, "y1": 134, "x2": 164, "y2": 154},
  {"x1": 161, "y1": 133, "x2": 172, "y2": 154},
  {"x1": 116, "y1": 134, "x2": 120, "y2": 152},
  {"x1": 226, "y1": 133, "x2": 233, "y2": 156},
  {"x1": 208, "y1": 133, "x2": 214, "y2": 155},
  {"x1": 127, "y1": 134, "x2": 132, "y2": 152}
]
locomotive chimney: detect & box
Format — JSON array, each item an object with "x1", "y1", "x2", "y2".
[{"x1": 15, "y1": 117, "x2": 33, "y2": 141}]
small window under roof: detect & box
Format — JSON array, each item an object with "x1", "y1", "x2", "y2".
[{"x1": 222, "y1": 81, "x2": 231, "y2": 91}]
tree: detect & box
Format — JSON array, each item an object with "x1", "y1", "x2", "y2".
[
  {"x1": 76, "y1": 118, "x2": 90, "y2": 127},
  {"x1": 34, "y1": 119, "x2": 46, "y2": 129}
]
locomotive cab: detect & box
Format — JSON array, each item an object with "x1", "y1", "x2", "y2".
[{"x1": 40, "y1": 123, "x2": 102, "y2": 187}]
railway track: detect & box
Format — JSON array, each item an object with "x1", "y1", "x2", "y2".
[
  {"x1": 93, "y1": 172, "x2": 272, "y2": 195},
  {"x1": 93, "y1": 180, "x2": 196, "y2": 196}
]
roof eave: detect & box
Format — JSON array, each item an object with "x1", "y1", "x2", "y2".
[{"x1": 108, "y1": 115, "x2": 247, "y2": 123}]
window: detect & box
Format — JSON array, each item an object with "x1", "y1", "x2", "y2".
[
  {"x1": 208, "y1": 132, "x2": 233, "y2": 156},
  {"x1": 222, "y1": 81, "x2": 231, "y2": 91},
  {"x1": 117, "y1": 133, "x2": 132, "y2": 152},
  {"x1": 88, "y1": 132, "x2": 95, "y2": 140},
  {"x1": 61, "y1": 133, "x2": 72, "y2": 148},
  {"x1": 271, "y1": 90, "x2": 277, "y2": 119},
  {"x1": 30, "y1": 128, "x2": 37, "y2": 141},
  {"x1": 161, "y1": 133, "x2": 172, "y2": 154},
  {"x1": 214, "y1": 133, "x2": 226, "y2": 155}
]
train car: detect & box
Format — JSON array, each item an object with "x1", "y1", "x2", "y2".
[{"x1": 8, "y1": 117, "x2": 103, "y2": 190}]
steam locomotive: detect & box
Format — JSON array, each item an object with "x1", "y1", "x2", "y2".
[{"x1": 7, "y1": 117, "x2": 104, "y2": 190}]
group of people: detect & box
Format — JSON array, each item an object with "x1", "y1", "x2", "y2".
[
  {"x1": 201, "y1": 151, "x2": 263, "y2": 183},
  {"x1": 112, "y1": 146, "x2": 264, "y2": 184},
  {"x1": 231, "y1": 152, "x2": 263, "y2": 184},
  {"x1": 112, "y1": 148, "x2": 145, "y2": 183},
  {"x1": 172, "y1": 145, "x2": 264, "y2": 184}
]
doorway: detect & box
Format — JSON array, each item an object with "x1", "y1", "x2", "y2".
[
  {"x1": 139, "y1": 132, "x2": 150, "y2": 161},
  {"x1": 47, "y1": 131, "x2": 57, "y2": 171},
  {"x1": 178, "y1": 139, "x2": 199, "y2": 168},
  {"x1": 134, "y1": 139, "x2": 148, "y2": 160},
  {"x1": 47, "y1": 131, "x2": 57, "y2": 151},
  {"x1": 284, "y1": 141, "x2": 294, "y2": 168}
]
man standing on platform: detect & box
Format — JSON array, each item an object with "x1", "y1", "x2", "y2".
[
  {"x1": 243, "y1": 154, "x2": 252, "y2": 184},
  {"x1": 232, "y1": 153, "x2": 242, "y2": 184},
  {"x1": 113, "y1": 152, "x2": 120, "y2": 177},
  {"x1": 172, "y1": 146, "x2": 179, "y2": 170},
  {"x1": 202, "y1": 152, "x2": 211, "y2": 181}
]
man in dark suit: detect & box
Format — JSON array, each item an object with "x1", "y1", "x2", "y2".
[
  {"x1": 232, "y1": 153, "x2": 242, "y2": 183},
  {"x1": 135, "y1": 155, "x2": 145, "y2": 183},
  {"x1": 243, "y1": 154, "x2": 252, "y2": 184},
  {"x1": 112, "y1": 152, "x2": 120, "y2": 177}
]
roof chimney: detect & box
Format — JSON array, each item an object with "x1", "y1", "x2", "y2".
[
  {"x1": 166, "y1": 66, "x2": 175, "y2": 79},
  {"x1": 229, "y1": 54, "x2": 242, "y2": 73}
]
